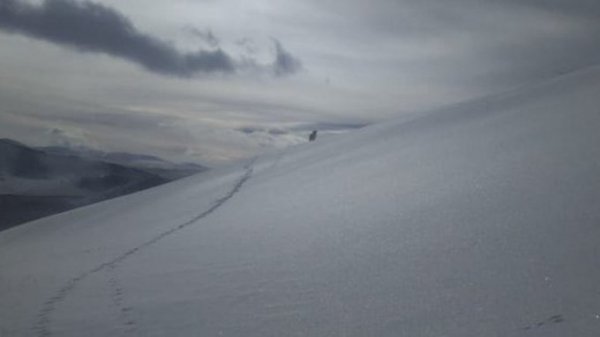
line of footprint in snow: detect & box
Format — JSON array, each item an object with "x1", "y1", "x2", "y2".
[{"x1": 34, "y1": 162, "x2": 255, "y2": 337}]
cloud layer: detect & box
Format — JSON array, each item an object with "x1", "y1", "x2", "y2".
[
  {"x1": 272, "y1": 39, "x2": 302, "y2": 77},
  {"x1": 3, "y1": 0, "x2": 600, "y2": 165},
  {"x1": 0, "y1": 0, "x2": 301, "y2": 77}
]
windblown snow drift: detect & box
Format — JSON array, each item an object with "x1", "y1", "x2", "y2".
[{"x1": 2, "y1": 66, "x2": 600, "y2": 336}]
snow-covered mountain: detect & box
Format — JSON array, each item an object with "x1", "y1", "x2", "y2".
[
  {"x1": 39, "y1": 145, "x2": 207, "y2": 180},
  {"x1": 0, "y1": 140, "x2": 202, "y2": 230},
  {"x1": 3, "y1": 66, "x2": 600, "y2": 336}
]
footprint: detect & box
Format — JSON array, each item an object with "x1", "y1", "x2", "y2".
[
  {"x1": 521, "y1": 314, "x2": 565, "y2": 332},
  {"x1": 549, "y1": 315, "x2": 564, "y2": 323},
  {"x1": 32, "y1": 165, "x2": 254, "y2": 336}
]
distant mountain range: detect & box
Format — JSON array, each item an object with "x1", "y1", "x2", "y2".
[
  {"x1": 39, "y1": 145, "x2": 206, "y2": 180},
  {"x1": 0, "y1": 139, "x2": 207, "y2": 230}
]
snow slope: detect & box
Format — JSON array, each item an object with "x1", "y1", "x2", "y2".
[{"x1": 3, "y1": 66, "x2": 600, "y2": 337}]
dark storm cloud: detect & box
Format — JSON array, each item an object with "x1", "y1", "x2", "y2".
[
  {"x1": 272, "y1": 39, "x2": 302, "y2": 77},
  {"x1": 0, "y1": 0, "x2": 234, "y2": 77}
]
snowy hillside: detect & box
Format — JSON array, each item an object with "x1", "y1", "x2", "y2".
[{"x1": 3, "y1": 66, "x2": 600, "y2": 337}]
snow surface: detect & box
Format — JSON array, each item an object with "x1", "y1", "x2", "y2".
[{"x1": 3, "y1": 66, "x2": 600, "y2": 336}]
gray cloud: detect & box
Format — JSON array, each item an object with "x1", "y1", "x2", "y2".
[
  {"x1": 237, "y1": 122, "x2": 366, "y2": 136},
  {"x1": 309, "y1": 0, "x2": 600, "y2": 91},
  {"x1": 272, "y1": 39, "x2": 302, "y2": 76},
  {"x1": 502, "y1": 0, "x2": 600, "y2": 19},
  {"x1": 237, "y1": 127, "x2": 261, "y2": 135},
  {"x1": 186, "y1": 27, "x2": 220, "y2": 48},
  {"x1": 315, "y1": 0, "x2": 600, "y2": 36},
  {"x1": 236, "y1": 38, "x2": 258, "y2": 55},
  {"x1": 236, "y1": 127, "x2": 289, "y2": 136},
  {"x1": 0, "y1": 0, "x2": 234, "y2": 77},
  {"x1": 289, "y1": 122, "x2": 368, "y2": 132}
]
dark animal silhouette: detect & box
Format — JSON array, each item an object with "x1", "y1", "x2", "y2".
[{"x1": 309, "y1": 130, "x2": 318, "y2": 142}]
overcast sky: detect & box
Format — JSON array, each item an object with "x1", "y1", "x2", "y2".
[{"x1": 1, "y1": 0, "x2": 600, "y2": 165}]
